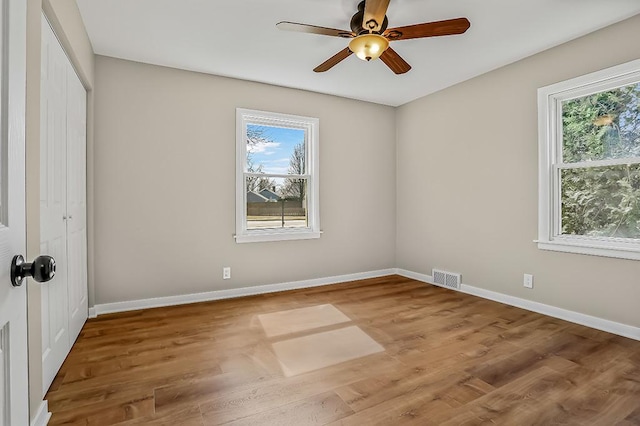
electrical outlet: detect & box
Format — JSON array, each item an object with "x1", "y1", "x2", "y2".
[
  {"x1": 523, "y1": 273, "x2": 533, "y2": 289},
  {"x1": 223, "y1": 267, "x2": 231, "y2": 280}
]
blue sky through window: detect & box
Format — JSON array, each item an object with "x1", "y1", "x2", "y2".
[{"x1": 247, "y1": 124, "x2": 305, "y2": 174}]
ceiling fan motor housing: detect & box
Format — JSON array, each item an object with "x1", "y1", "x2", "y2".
[{"x1": 351, "y1": 1, "x2": 388, "y2": 35}]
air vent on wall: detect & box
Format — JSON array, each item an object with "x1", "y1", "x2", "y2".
[{"x1": 432, "y1": 269, "x2": 461, "y2": 290}]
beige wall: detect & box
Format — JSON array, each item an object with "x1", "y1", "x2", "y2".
[
  {"x1": 25, "y1": 0, "x2": 94, "y2": 419},
  {"x1": 92, "y1": 56, "x2": 397, "y2": 305},
  {"x1": 396, "y1": 14, "x2": 640, "y2": 328}
]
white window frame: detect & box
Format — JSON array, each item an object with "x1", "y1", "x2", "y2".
[
  {"x1": 537, "y1": 58, "x2": 640, "y2": 260},
  {"x1": 235, "y1": 108, "x2": 320, "y2": 243}
]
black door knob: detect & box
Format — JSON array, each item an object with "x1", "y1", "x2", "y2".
[{"x1": 10, "y1": 255, "x2": 56, "y2": 287}]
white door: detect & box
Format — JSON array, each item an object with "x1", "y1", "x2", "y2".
[
  {"x1": 40, "y1": 16, "x2": 70, "y2": 393},
  {"x1": 40, "y1": 15, "x2": 88, "y2": 393},
  {"x1": 0, "y1": 0, "x2": 29, "y2": 424},
  {"x1": 65, "y1": 62, "x2": 87, "y2": 343}
]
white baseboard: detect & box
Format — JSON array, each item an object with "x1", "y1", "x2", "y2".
[
  {"x1": 90, "y1": 269, "x2": 397, "y2": 317},
  {"x1": 88, "y1": 267, "x2": 639, "y2": 341},
  {"x1": 31, "y1": 400, "x2": 51, "y2": 426},
  {"x1": 396, "y1": 268, "x2": 640, "y2": 341}
]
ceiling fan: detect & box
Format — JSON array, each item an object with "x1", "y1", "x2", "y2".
[{"x1": 276, "y1": 0, "x2": 470, "y2": 74}]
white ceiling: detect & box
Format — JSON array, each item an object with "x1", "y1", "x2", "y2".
[{"x1": 76, "y1": 0, "x2": 640, "y2": 107}]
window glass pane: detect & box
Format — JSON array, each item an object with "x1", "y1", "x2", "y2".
[
  {"x1": 246, "y1": 176, "x2": 308, "y2": 230},
  {"x1": 246, "y1": 124, "x2": 305, "y2": 175},
  {"x1": 561, "y1": 82, "x2": 640, "y2": 163},
  {"x1": 560, "y1": 164, "x2": 640, "y2": 239}
]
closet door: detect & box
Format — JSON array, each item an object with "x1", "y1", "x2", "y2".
[
  {"x1": 40, "y1": 15, "x2": 88, "y2": 393},
  {"x1": 66, "y1": 64, "x2": 88, "y2": 342},
  {"x1": 40, "y1": 16, "x2": 70, "y2": 394}
]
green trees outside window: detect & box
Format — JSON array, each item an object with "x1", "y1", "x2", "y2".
[{"x1": 560, "y1": 82, "x2": 640, "y2": 239}]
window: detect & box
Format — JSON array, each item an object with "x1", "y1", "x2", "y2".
[
  {"x1": 235, "y1": 108, "x2": 320, "y2": 243},
  {"x1": 537, "y1": 59, "x2": 640, "y2": 260}
]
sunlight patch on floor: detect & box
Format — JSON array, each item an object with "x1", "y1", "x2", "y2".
[
  {"x1": 258, "y1": 304, "x2": 351, "y2": 337},
  {"x1": 259, "y1": 304, "x2": 385, "y2": 377}
]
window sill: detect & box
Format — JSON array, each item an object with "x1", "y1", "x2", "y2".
[
  {"x1": 235, "y1": 230, "x2": 322, "y2": 243},
  {"x1": 536, "y1": 239, "x2": 640, "y2": 261}
]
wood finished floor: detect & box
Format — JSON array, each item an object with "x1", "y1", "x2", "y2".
[{"x1": 46, "y1": 276, "x2": 640, "y2": 425}]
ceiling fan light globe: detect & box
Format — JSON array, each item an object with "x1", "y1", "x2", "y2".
[{"x1": 349, "y1": 34, "x2": 389, "y2": 62}]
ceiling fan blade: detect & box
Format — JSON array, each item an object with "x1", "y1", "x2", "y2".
[
  {"x1": 363, "y1": 0, "x2": 391, "y2": 33},
  {"x1": 276, "y1": 21, "x2": 354, "y2": 38},
  {"x1": 380, "y1": 47, "x2": 411, "y2": 74},
  {"x1": 314, "y1": 48, "x2": 353, "y2": 73},
  {"x1": 384, "y1": 18, "x2": 470, "y2": 41}
]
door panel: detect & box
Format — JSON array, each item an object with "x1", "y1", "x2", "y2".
[
  {"x1": 0, "y1": 0, "x2": 29, "y2": 423},
  {"x1": 40, "y1": 16, "x2": 70, "y2": 394},
  {"x1": 66, "y1": 64, "x2": 87, "y2": 343},
  {"x1": 67, "y1": 228, "x2": 87, "y2": 341},
  {"x1": 40, "y1": 236, "x2": 68, "y2": 391}
]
